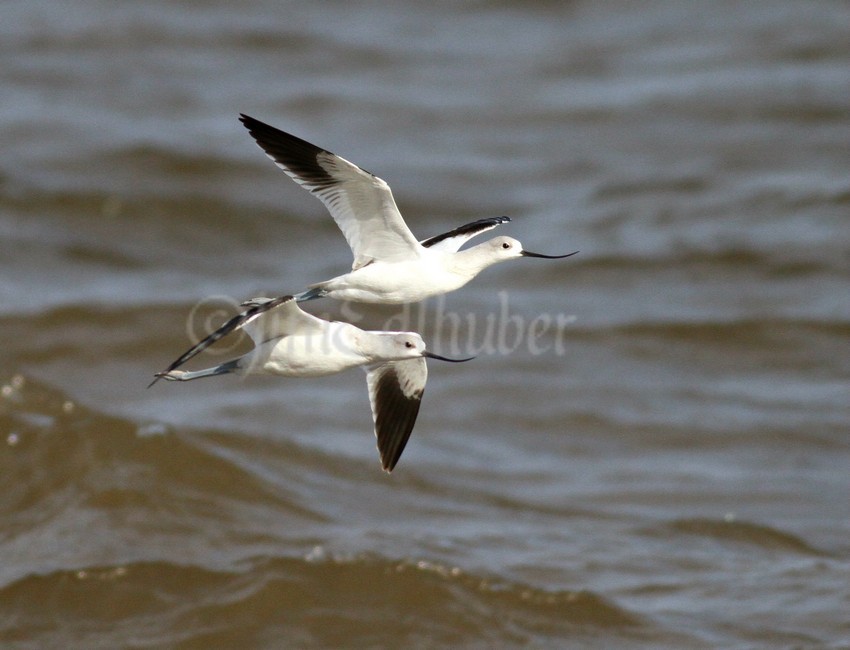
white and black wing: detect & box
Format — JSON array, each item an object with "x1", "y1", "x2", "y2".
[
  {"x1": 419, "y1": 216, "x2": 511, "y2": 253},
  {"x1": 240, "y1": 114, "x2": 423, "y2": 270},
  {"x1": 365, "y1": 359, "x2": 427, "y2": 472},
  {"x1": 240, "y1": 295, "x2": 326, "y2": 345},
  {"x1": 149, "y1": 295, "x2": 324, "y2": 387}
]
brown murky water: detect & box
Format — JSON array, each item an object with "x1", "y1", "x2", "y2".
[{"x1": 2, "y1": 1, "x2": 849, "y2": 647}]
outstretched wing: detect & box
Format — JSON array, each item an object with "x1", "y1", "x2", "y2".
[
  {"x1": 240, "y1": 114, "x2": 423, "y2": 270},
  {"x1": 365, "y1": 359, "x2": 427, "y2": 472},
  {"x1": 419, "y1": 216, "x2": 511, "y2": 253},
  {"x1": 149, "y1": 295, "x2": 323, "y2": 387},
  {"x1": 240, "y1": 296, "x2": 326, "y2": 345}
]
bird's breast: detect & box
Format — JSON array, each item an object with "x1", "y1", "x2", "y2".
[{"x1": 329, "y1": 258, "x2": 471, "y2": 304}]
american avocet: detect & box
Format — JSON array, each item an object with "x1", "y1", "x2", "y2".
[
  {"x1": 239, "y1": 115, "x2": 577, "y2": 304},
  {"x1": 150, "y1": 295, "x2": 471, "y2": 471}
]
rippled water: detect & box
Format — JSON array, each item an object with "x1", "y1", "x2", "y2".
[{"x1": 2, "y1": 1, "x2": 849, "y2": 647}]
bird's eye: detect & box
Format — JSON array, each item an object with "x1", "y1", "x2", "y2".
[
  {"x1": 405, "y1": 341, "x2": 414, "y2": 348},
  {"x1": 502, "y1": 242, "x2": 511, "y2": 249}
]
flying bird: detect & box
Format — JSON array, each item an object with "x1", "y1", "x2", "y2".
[
  {"x1": 239, "y1": 114, "x2": 577, "y2": 304},
  {"x1": 150, "y1": 295, "x2": 471, "y2": 472}
]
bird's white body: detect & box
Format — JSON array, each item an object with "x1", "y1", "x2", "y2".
[
  {"x1": 239, "y1": 115, "x2": 576, "y2": 305},
  {"x1": 241, "y1": 320, "x2": 366, "y2": 377},
  {"x1": 241, "y1": 322, "x2": 415, "y2": 377},
  {"x1": 310, "y1": 242, "x2": 509, "y2": 304}
]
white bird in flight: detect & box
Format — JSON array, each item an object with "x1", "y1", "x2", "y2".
[
  {"x1": 239, "y1": 114, "x2": 577, "y2": 304},
  {"x1": 150, "y1": 295, "x2": 471, "y2": 472}
]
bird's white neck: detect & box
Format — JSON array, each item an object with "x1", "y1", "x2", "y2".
[{"x1": 448, "y1": 243, "x2": 505, "y2": 278}]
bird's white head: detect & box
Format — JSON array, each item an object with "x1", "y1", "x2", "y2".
[
  {"x1": 488, "y1": 236, "x2": 525, "y2": 260},
  {"x1": 373, "y1": 332, "x2": 475, "y2": 364},
  {"x1": 387, "y1": 333, "x2": 428, "y2": 360},
  {"x1": 488, "y1": 235, "x2": 579, "y2": 261}
]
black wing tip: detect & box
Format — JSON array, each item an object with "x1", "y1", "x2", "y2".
[
  {"x1": 380, "y1": 431, "x2": 412, "y2": 472},
  {"x1": 238, "y1": 113, "x2": 260, "y2": 127},
  {"x1": 238, "y1": 114, "x2": 265, "y2": 136},
  {"x1": 239, "y1": 113, "x2": 283, "y2": 141},
  {"x1": 373, "y1": 367, "x2": 424, "y2": 473},
  {"x1": 237, "y1": 115, "x2": 345, "y2": 186},
  {"x1": 238, "y1": 113, "x2": 315, "y2": 147}
]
